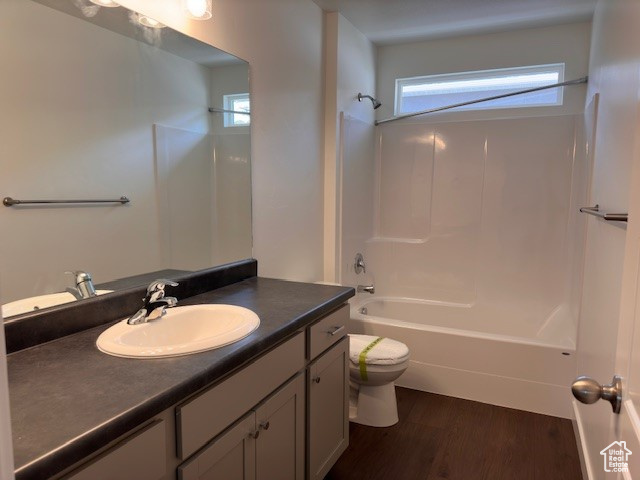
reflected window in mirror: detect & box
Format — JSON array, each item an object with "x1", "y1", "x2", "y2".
[{"x1": 223, "y1": 93, "x2": 251, "y2": 127}]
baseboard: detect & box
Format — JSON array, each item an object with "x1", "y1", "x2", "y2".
[
  {"x1": 397, "y1": 359, "x2": 572, "y2": 418},
  {"x1": 571, "y1": 400, "x2": 592, "y2": 480}
]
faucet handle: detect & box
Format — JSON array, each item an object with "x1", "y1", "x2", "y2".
[
  {"x1": 146, "y1": 279, "x2": 179, "y2": 302},
  {"x1": 147, "y1": 279, "x2": 179, "y2": 294}
]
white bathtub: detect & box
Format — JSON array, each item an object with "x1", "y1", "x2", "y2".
[{"x1": 349, "y1": 296, "x2": 577, "y2": 418}]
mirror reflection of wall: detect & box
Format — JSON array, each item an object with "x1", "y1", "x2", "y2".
[{"x1": 0, "y1": 0, "x2": 252, "y2": 316}]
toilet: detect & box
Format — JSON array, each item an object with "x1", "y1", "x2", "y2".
[{"x1": 348, "y1": 334, "x2": 410, "y2": 427}]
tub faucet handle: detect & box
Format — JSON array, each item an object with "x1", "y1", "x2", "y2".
[{"x1": 354, "y1": 253, "x2": 366, "y2": 274}]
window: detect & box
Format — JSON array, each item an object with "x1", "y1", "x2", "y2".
[
  {"x1": 223, "y1": 93, "x2": 250, "y2": 127},
  {"x1": 395, "y1": 64, "x2": 565, "y2": 115}
]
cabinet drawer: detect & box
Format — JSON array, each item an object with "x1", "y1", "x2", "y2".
[
  {"x1": 177, "y1": 332, "x2": 305, "y2": 459},
  {"x1": 309, "y1": 305, "x2": 348, "y2": 360},
  {"x1": 66, "y1": 420, "x2": 166, "y2": 480}
]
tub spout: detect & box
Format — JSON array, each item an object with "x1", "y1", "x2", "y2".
[{"x1": 357, "y1": 284, "x2": 375, "y2": 294}]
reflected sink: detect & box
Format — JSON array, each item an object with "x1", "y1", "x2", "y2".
[
  {"x1": 96, "y1": 304, "x2": 260, "y2": 358},
  {"x1": 1, "y1": 290, "x2": 113, "y2": 317}
]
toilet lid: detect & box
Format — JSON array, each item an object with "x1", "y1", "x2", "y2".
[{"x1": 349, "y1": 334, "x2": 409, "y2": 366}]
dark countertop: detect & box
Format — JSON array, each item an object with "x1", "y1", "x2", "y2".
[{"x1": 8, "y1": 277, "x2": 354, "y2": 480}]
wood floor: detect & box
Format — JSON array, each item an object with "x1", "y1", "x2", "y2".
[{"x1": 326, "y1": 387, "x2": 582, "y2": 480}]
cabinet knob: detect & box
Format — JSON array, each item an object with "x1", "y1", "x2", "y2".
[
  {"x1": 313, "y1": 376, "x2": 321, "y2": 384},
  {"x1": 259, "y1": 421, "x2": 270, "y2": 431},
  {"x1": 249, "y1": 430, "x2": 260, "y2": 439}
]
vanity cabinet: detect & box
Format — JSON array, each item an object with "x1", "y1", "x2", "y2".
[
  {"x1": 178, "y1": 373, "x2": 305, "y2": 480},
  {"x1": 176, "y1": 333, "x2": 305, "y2": 460},
  {"x1": 62, "y1": 304, "x2": 349, "y2": 480}
]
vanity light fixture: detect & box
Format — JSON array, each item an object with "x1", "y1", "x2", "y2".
[
  {"x1": 136, "y1": 14, "x2": 167, "y2": 29},
  {"x1": 89, "y1": 0, "x2": 120, "y2": 7},
  {"x1": 182, "y1": 0, "x2": 213, "y2": 20}
]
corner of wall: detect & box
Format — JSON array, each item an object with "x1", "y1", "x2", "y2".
[
  {"x1": 323, "y1": 11, "x2": 340, "y2": 283},
  {"x1": 323, "y1": 11, "x2": 377, "y2": 284}
]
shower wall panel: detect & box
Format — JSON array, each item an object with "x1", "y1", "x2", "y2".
[
  {"x1": 339, "y1": 114, "x2": 375, "y2": 287},
  {"x1": 365, "y1": 115, "x2": 584, "y2": 328}
]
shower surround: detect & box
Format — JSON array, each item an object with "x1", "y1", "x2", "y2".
[{"x1": 340, "y1": 112, "x2": 590, "y2": 417}]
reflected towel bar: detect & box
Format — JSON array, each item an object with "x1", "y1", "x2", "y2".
[
  {"x1": 579, "y1": 205, "x2": 628, "y2": 222},
  {"x1": 208, "y1": 107, "x2": 251, "y2": 115},
  {"x1": 3, "y1": 196, "x2": 130, "y2": 207}
]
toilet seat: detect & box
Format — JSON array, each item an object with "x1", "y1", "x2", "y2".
[{"x1": 349, "y1": 334, "x2": 409, "y2": 366}]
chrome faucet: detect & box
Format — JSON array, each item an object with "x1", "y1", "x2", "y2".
[
  {"x1": 354, "y1": 253, "x2": 366, "y2": 274},
  {"x1": 65, "y1": 271, "x2": 97, "y2": 300},
  {"x1": 127, "y1": 279, "x2": 179, "y2": 325},
  {"x1": 357, "y1": 284, "x2": 375, "y2": 295}
]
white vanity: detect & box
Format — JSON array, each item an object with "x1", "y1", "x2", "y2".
[{"x1": 65, "y1": 305, "x2": 349, "y2": 480}]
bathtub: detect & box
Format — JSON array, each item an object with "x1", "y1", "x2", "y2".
[{"x1": 349, "y1": 296, "x2": 577, "y2": 418}]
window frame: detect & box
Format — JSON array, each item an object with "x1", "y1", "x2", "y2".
[
  {"x1": 223, "y1": 93, "x2": 251, "y2": 128},
  {"x1": 394, "y1": 63, "x2": 566, "y2": 116}
]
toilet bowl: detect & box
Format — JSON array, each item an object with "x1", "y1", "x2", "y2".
[{"x1": 349, "y1": 334, "x2": 409, "y2": 427}]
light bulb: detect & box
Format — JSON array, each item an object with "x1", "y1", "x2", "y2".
[
  {"x1": 183, "y1": 0, "x2": 212, "y2": 20},
  {"x1": 137, "y1": 14, "x2": 166, "y2": 29},
  {"x1": 89, "y1": 0, "x2": 120, "y2": 7}
]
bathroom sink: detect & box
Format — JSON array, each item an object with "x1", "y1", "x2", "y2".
[
  {"x1": 96, "y1": 304, "x2": 260, "y2": 358},
  {"x1": 1, "y1": 290, "x2": 113, "y2": 317}
]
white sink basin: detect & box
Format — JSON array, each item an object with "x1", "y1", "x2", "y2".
[
  {"x1": 96, "y1": 304, "x2": 260, "y2": 358},
  {"x1": 1, "y1": 290, "x2": 113, "y2": 317}
]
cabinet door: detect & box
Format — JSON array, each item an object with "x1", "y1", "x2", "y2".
[
  {"x1": 178, "y1": 413, "x2": 256, "y2": 480},
  {"x1": 308, "y1": 337, "x2": 349, "y2": 480},
  {"x1": 255, "y1": 373, "x2": 305, "y2": 480}
]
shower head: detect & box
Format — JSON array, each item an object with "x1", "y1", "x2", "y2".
[{"x1": 358, "y1": 93, "x2": 382, "y2": 110}]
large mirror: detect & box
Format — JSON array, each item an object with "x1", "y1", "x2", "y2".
[{"x1": 0, "y1": 0, "x2": 252, "y2": 318}]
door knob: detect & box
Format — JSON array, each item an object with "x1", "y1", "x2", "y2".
[{"x1": 571, "y1": 375, "x2": 622, "y2": 414}]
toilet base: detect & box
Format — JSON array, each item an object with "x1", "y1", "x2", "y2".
[{"x1": 349, "y1": 382, "x2": 399, "y2": 427}]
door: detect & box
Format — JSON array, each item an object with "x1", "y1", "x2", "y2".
[
  {"x1": 308, "y1": 337, "x2": 349, "y2": 480},
  {"x1": 573, "y1": 1, "x2": 640, "y2": 477},
  {"x1": 178, "y1": 414, "x2": 256, "y2": 480},
  {"x1": 255, "y1": 373, "x2": 305, "y2": 480}
]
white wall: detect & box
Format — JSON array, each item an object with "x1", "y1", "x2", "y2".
[
  {"x1": 0, "y1": 1, "x2": 252, "y2": 303},
  {"x1": 117, "y1": 0, "x2": 326, "y2": 282},
  {"x1": 376, "y1": 22, "x2": 591, "y2": 123},
  {"x1": 323, "y1": 12, "x2": 376, "y2": 282}
]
